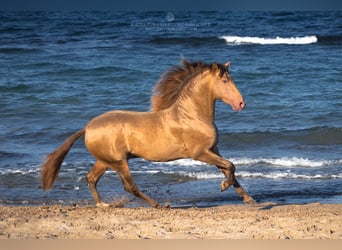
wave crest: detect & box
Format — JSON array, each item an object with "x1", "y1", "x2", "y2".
[
  {"x1": 157, "y1": 157, "x2": 341, "y2": 168},
  {"x1": 220, "y1": 35, "x2": 318, "y2": 45}
]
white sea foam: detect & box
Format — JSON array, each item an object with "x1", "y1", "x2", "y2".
[
  {"x1": 237, "y1": 171, "x2": 342, "y2": 180},
  {"x1": 161, "y1": 158, "x2": 206, "y2": 166},
  {"x1": 184, "y1": 172, "x2": 222, "y2": 179},
  {"x1": 155, "y1": 157, "x2": 340, "y2": 168},
  {"x1": 231, "y1": 157, "x2": 341, "y2": 168},
  {"x1": 146, "y1": 157, "x2": 342, "y2": 180},
  {"x1": 220, "y1": 35, "x2": 318, "y2": 45},
  {"x1": 0, "y1": 167, "x2": 40, "y2": 175},
  {"x1": 173, "y1": 171, "x2": 342, "y2": 180}
]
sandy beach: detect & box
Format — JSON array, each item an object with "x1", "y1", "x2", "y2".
[{"x1": 0, "y1": 203, "x2": 341, "y2": 239}]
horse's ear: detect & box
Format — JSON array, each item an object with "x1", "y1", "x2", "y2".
[
  {"x1": 224, "y1": 61, "x2": 231, "y2": 70},
  {"x1": 211, "y1": 63, "x2": 219, "y2": 72}
]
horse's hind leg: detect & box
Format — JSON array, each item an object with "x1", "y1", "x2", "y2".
[
  {"x1": 110, "y1": 160, "x2": 161, "y2": 208},
  {"x1": 86, "y1": 160, "x2": 109, "y2": 207}
]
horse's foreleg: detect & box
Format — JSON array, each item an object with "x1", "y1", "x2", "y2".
[
  {"x1": 110, "y1": 160, "x2": 161, "y2": 208},
  {"x1": 220, "y1": 174, "x2": 256, "y2": 205},
  {"x1": 218, "y1": 164, "x2": 256, "y2": 204},
  {"x1": 194, "y1": 149, "x2": 256, "y2": 205},
  {"x1": 86, "y1": 161, "x2": 108, "y2": 207}
]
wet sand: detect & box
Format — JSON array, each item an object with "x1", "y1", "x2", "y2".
[{"x1": 0, "y1": 203, "x2": 341, "y2": 239}]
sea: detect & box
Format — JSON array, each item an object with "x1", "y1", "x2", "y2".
[{"x1": 0, "y1": 11, "x2": 341, "y2": 208}]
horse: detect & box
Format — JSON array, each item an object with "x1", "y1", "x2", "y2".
[{"x1": 41, "y1": 60, "x2": 256, "y2": 208}]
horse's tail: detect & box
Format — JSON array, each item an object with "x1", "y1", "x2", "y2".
[{"x1": 41, "y1": 128, "x2": 85, "y2": 191}]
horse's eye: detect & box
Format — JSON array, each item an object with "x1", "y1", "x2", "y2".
[{"x1": 223, "y1": 80, "x2": 228, "y2": 83}]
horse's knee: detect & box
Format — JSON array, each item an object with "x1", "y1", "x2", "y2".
[
  {"x1": 219, "y1": 161, "x2": 238, "y2": 187},
  {"x1": 226, "y1": 161, "x2": 235, "y2": 172},
  {"x1": 219, "y1": 161, "x2": 235, "y2": 175}
]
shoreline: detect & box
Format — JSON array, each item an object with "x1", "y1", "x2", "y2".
[{"x1": 0, "y1": 203, "x2": 341, "y2": 239}]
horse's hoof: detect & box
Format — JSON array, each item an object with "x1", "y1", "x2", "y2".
[
  {"x1": 156, "y1": 205, "x2": 170, "y2": 209},
  {"x1": 244, "y1": 197, "x2": 257, "y2": 205},
  {"x1": 163, "y1": 203, "x2": 171, "y2": 209},
  {"x1": 96, "y1": 202, "x2": 111, "y2": 208},
  {"x1": 155, "y1": 203, "x2": 170, "y2": 209}
]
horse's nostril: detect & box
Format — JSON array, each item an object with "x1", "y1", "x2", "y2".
[{"x1": 240, "y1": 101, "x2": 246, "y2": 109}]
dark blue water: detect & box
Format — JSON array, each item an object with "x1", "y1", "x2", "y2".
[{"x1": 0, "y1": 11, "x2": 341, "y2": 207}]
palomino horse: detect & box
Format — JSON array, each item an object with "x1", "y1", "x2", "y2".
[{"x1": 41, "y1": 60, "x2": 256, "y2": 207}]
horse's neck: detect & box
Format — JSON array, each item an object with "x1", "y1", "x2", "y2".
[{"x1": 173, "y1": 73, "x2": 216, "y2": 122}]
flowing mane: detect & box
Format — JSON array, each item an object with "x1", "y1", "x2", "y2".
[{"x1": 150, "y1": 60, "x2": 226, "y2": 112}]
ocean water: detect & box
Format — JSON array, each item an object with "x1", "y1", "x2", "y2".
[{"x1": 0, "y1": 11, "x2": 341, "y2": 207}]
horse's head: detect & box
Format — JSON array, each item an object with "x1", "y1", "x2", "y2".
[{"x1": 211, "y1": 62, "x2": 246, "y2": 111}]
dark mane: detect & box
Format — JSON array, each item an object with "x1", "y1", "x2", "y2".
[{"x1": 150, "y1": 60, "x2": 226, "y2": 111}]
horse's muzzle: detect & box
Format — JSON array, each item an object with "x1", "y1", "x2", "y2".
[{"x1": 233, "y1": 100, "x2": 246, "y2": 111}]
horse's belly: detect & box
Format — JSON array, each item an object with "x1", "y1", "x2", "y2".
[{"x1": 128, "y1": 131, "x2": 188, "y2": 162}]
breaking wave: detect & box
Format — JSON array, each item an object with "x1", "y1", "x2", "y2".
[
  {"x1": 220, "y1": 35, "x2": 318, "y2": 45},
  {"x1": 156, "y1": 157, "x2": 342, "y2": 168}
]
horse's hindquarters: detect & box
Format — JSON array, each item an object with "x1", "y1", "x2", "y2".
[{"x1": 84, "y1": 111, "x2": 132, "y2": 162}]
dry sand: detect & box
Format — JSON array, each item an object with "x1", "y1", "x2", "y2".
[{"x1": 0, "y1": 203, "x2": 341, "y2": 239}]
